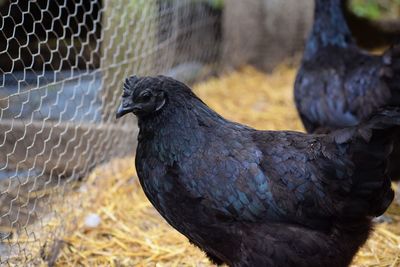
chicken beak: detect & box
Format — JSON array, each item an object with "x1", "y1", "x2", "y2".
[{"x1": 116, "y1": 103, "x2": 134, "y2": 119}]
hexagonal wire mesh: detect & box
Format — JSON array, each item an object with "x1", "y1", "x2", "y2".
[{"x1": 0, "y1": 0, "x2": 221, "y2": 264}]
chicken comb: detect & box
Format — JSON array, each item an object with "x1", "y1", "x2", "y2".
[{"x1": 124, "y1": 76, "x2": 140, "y2": 93}]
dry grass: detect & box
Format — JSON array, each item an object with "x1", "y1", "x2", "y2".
[
  {"x1": 10, "y1": 66, "x2": 400, "y2": 266},
  {"x1": 194, "y1": 65, "x2": 304, "y2": 131}
]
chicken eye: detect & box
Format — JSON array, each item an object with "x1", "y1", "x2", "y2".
[{"x1": 140, "y1": 91, "x2": 152, "y2": 102}]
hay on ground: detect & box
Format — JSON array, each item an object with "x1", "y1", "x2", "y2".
[{"x1": 10, "y1": 66, "x2": 400, "y2": 266}]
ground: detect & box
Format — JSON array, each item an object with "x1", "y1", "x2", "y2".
[{"x1": 8, "y1": 65, "x2": 399, "y2": 266}]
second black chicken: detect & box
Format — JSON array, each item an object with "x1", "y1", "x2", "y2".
[{"x1": 294, "y1": 0, "x2": 400, "y2": 180}]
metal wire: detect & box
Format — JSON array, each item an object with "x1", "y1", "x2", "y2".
[{"x1": 0, "y1": 0, "x2": 221, "y2": 264}]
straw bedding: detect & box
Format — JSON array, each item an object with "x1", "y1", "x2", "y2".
[{"x1": 11, "y1": 66, "x2": 400, "y2": 266}]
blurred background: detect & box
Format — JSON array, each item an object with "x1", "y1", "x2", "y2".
[{"x1": 0, "y1": 0, "x2": 399, "y2": 265}]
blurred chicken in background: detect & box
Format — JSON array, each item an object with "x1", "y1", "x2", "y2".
[{"x1": 294, "y1": 0, "x2": 400, "y2": 200}]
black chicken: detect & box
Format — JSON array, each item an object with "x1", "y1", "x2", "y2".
[
  {"x1": 294, "y1": 0, "x2": 400, "y2": 180},
  {"x1": 116, "y1": 75, "x2": 396, "y2": 267}
]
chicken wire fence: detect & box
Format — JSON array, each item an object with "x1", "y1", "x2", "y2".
[{"x1": 0, "y1": 0, "x2": 221, "y2": 264}]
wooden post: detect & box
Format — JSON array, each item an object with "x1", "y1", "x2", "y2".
[{"x1": 222, "y1": 0, "x2": 314, "y2": 71}]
